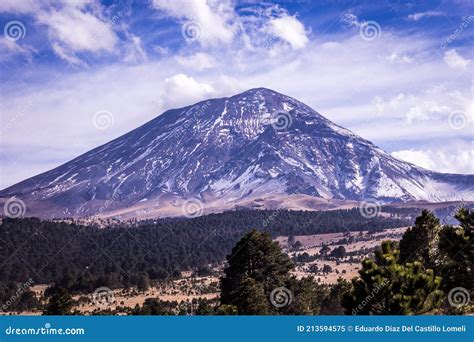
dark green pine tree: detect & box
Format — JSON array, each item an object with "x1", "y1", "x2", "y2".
[
  {"x1": 43, "y1": 287, "x2": 75, "y2": 315},
  {"x1": 342, "y1": 240, "x2": 442, "y2": 315},
  {"x1": 134, "y1": 298, "x2": 177, "y2": 315},
  {"x1": 137, "y1": 272, "x2": 150, "y2": 292},
  {"x1": 288, "y1": 235, "x2": 296, "y2": 248},
  {"x1": 330, "y1": 246, "x2": 347, "y2": 259},
  {"x1": 399, "y1": 210, "x2": 441, "y2": 267},
  {"x1": 438, "y1": 208, "x2": 473, "y2": 292},
  {"x1": 281, "y1": 276, "x2": 326, "y2": 315},
  {"x1": 320, "y1": 278, "x2": 351, "y2": 315},
  {"x1": 455, "y1": 208, "x2": 474, "y2": 271},
  {"x1": 220, "y1": 230, "x2": 294, "y2": 314},
  {"x1": 234, "y1": 277, "x2": 271, "y2": 314}
]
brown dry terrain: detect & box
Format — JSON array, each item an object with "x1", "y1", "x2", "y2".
[
  {"x1": 277, "y1": 227, "x2": 407, "y2": 284},
  {"x1": 95, "y1": 192, "x2": 470, "y2": 220},
  {"x1": 4, "y1": 276, "x2": 219, "y2": 315},
  {"x1": 74, "y1": 275, "x2": 219, "y2": 314}
]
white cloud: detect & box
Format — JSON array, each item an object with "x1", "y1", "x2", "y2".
[
  {"x1": 37, "y1": 5, "x2": 118, "y2": 54},
  {"x1": 162, "y1": 73, "x2": 215, "y2": 108},
  {"x1": 341, "y1": 12, "x2": 360, "y2": 27},
  {"x1": 0, "y1": 37, "x2": 35, "y2": 62},
  {"x1": 123, "y1": 33, "x2": 148, "y2": 63},
  {"x1": 392, "y1": 147, "x2": 474, "y2": 174},
  {"x1": 443, "y1": 49, "x2": 471, "y2": 70},
  {"x1": 405, "y1": 101, "x2": 450, "y2": 123},
  {"x1": 268, "y1": 14, "x2": 309, "y2": 49},
  {"x1": 407, "y1": 11, "x2": 444, "y2": 21},
  {"x1": 0, "y1": 0, "x2": 38, "y2": 14},
  {"x1": 0, "y1": 0, "x2": 120, "y2": 64},
  {"x1": 373, "y1": 93, "x2": 405, "y2": 114},
  {"x1": 176, "y1": 52, "x2": 215, "y2": 71},
  {"x1": 151, "y1": 0, "x2": 236, "y2": 46},
  {"x1": 347, "y1": 85, "x2": 473, "y2": 142},
  {"x1": 153, "y1": 45, "x2": 170, "y2": 56},
  {"x1": 386, "y1": 51, "x2": 413, "y2": 64},
  {"x1": 51, "y1": 42, "x2": 85, "y2": 66}
]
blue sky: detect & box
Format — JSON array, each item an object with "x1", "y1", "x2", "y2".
[{"x1": 0, "y1": 0, "x2": 473, "y2": 189}]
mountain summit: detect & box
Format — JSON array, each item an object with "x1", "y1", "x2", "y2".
[{"x1": 1, "y1": 88, "x2": 473, "y2": 218}]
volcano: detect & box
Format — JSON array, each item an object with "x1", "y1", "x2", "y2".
[{"x1": 1, "y1": 88, "x2": 473, "y2": 219}]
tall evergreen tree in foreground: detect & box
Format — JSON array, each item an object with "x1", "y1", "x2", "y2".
[
  {"x1": 220, "y1": 230, "x2": 324, "y2": 314},
  {"x1": 398, "y1": 207, "x2": 473, "y2": 312},
  {"x1": 399, "y1": 210, "x2": 441, "y2": 267},
  {"x1": 438, "y1": 208, "x2": 474, "y2": 292},
  {"x1": 343, "y1": 240, "x2": 442, "y2": 315},
  {"x1": 220, "y1": 230, "x2": 293, "y2": 314}
]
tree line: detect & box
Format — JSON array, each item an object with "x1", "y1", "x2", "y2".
[
  {"x1": 2, "y1": 207, "x2": 472, "y2": 315},
  {"x1": 0, "y1": 208, "x2": 408, "y2": 292}
]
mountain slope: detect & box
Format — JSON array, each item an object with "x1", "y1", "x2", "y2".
[{"x1": 1, "y1": 88, "x2": 473, "y2": 218}]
